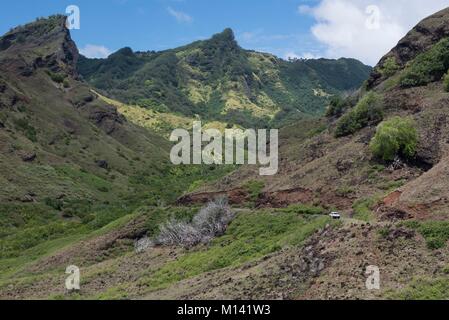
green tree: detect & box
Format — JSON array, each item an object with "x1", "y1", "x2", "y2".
[
  {"x1": 380, "y1": 57, "x2": 400, "y2": 77},
  {"x1": 335, "y1": 92, "x2": 383, "y2": 137},
  {"x1": 370, "y1": 117, "x2": 418, "y2": 161},
  {"x1": 325, "y1": 95, "x2": 346, "y2": 118}
]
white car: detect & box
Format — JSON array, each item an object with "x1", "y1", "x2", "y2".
[{"x1": 329, "y1": 212, "x2": 341, "y2": 219}]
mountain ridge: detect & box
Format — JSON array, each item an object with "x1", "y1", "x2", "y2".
[
  {"x1": 0, "y1": 11, "x2": 447, "y2": 300},
  {"x1": 181, "y1": 9, "x2": 449, "y2": 222},
  {"x1": 78, "y1": 27, "x2": 372, "y2": 128}
]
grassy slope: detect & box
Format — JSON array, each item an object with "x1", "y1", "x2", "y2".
[
  {"x1": 78, "y1": 29, "x2": 371, "y2": 128},
  {"x1": 173, "y1": 10, "x2": 449, "y2": 299},
  {"x1": 1, "y1": 13, "x2": 448, "y2": 300},
  {"x1": 0, "y1": 16, "x2": 236, "y2": 287},
  {"x1": 0, "y1": 204, "x2": 334, "y2": 299}
]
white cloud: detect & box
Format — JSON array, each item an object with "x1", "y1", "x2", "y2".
[
  {"x1": 167, "y1": 7, "x2": 193, "y2": 23},
  {"x1": 79, "y1": 44, "x2": 112, "y2": 59},
  {"x1": 300, "y1": 0, "x2": 449, "y2": 65}
]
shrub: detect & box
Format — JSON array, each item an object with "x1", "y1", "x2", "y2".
[
  {"x1": 13, "y1": 118, "x2": 37, "y2": 142},
  {"x1": 325, "y1": 95, "x2": 346, "y2": 118},
  {"x1": 280, "y1": 204, "x2": 325, "y2": 215},
  {"x1": 47, "y1": 71, "x2": 66, "y2": 84},
  {"x1": 44, "y1": 198, "x2": 64, "y2": 211},
  {"x1": 400, "y1": 38, "x2": 449, "y2": 87},
  {"x1": 403, "y1": 220, "x2": 449, "y2": 250},
  {"x1": 370, "y1": 117, "x2": 418, "y2": 161},
  {"x1": 352, "y1": 196, "x2": 380, "y2": 222},
  {"x1": 156, "y1": 220, "x2": 201, "y2": 248},
  {"x1": 387, "y1": 277, "x2": 449, "y2": 300},
  {"x1": 380, "y1": 57, "x2": 400, "y2": 77},
  {"x1": 243, "y1": 180, "x2": 264, "y2": 202},
  {"x1": 335, "y1": 92, "x2": 383, "y2": 137},
  {"x1": 155, "y1": 197, "x2": 234, "y2": 248},
  {"x1": 192, "y1": 197, "x2": 234, "y2": 239},
  {"x1": 378, "y1": 226, "x2": 391, "y2": 239}
]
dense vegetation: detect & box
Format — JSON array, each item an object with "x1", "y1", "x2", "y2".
[
  {"x1": 389, "y1": 277, "x2": 449, "y2": 300},
  {"x1": 335, "y1": 92, "x2": 384, "y2": 137},
  {"x1": 379, "y1": 57, "x2": 401, "y2": 77},
  {"x1": 325, "y1": 95, "x2": 347, "y2": 118},
  {"x1": 370, "y1": 117, "x2": 418, "y2": 161},
  {"x1": 135, "y1": 210, "x2": 331, "y2": 295},
  {"x1": 78, "y1": 29, "x2": 371, "y2": 128},
  {"x1": 155, "y1": 198, "x2": 235, "y2": 248},
  {"x1": 400, "y1": 38, "x2": 449, "y2": 87},
  {"x1": 404, "y1": 220, "x2": 449, "y2": 249}
]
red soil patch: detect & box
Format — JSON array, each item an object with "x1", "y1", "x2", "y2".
[
  {"x1": 177, "y1": 188, "x2": 250, "y2": 205},
  {"x1": 256, "y1": 187, "x2": 314, "y2": 208},
  {"x1": 383, "y1": 191, "x2": 402, "y2": 207}
]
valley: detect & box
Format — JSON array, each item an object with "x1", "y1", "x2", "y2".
[{"x1": 0, "y1": 8, "x2": 448, "y2": 301}]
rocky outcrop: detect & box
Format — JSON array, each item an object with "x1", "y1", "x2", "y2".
[
  {"x1": 84, "y1": 104, "x2": 126, "y2": 135},
  {"x1": 368, "y1": 7, "x2": 449, "y2": 88},
  {"x1": 0, "y1": 15, "x2": 79, "y2": 78},
  {"x1": 20, "y1": 152, "x2": 37, "y2": 162}
]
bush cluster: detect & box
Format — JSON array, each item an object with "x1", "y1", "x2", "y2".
[
  {"x1": 325, "y1": 95, "x2": 346, "y2": 118},
  {"x1": 155, "y1": 197, "x2": 234, "y2": 248},
  {"x1": 380, "y1": 57, "x2": 400, "y2": 77},
  {"x1": 404, "y1": 220, "x2": 449, "y2": 249},
  {"x1": 335, "y1": 92, "x2": 383, "y2": 137},
  {"x1": 400, "y1": 38, "x2": 449, "y2": 87},
  {"x1": 46, "y1": 70, "x2": 66, "y2": 84},
  {"x1": 369, "y1": 116, "x2": 418, "y2": 161}
]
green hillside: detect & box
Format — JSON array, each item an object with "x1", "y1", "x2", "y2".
[
  {"x1": 0, "y1": 15, "x2": 234, "y2": 265},
  {"x1": 78, "y1": 29, "x2": 371, "y2": 128}
]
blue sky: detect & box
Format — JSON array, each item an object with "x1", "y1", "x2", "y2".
[
  {"x1": 0, "y1": 0, "x2": 323, "y2": 59},
  {"x1": 1, "y1": 0, "x2": 449, "y2": 65}
]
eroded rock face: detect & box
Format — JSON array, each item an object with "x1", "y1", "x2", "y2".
[
  {"x1": 368, "y1": 7, "x2": 449, "y2": 88},
  {"x1": 95, "y1": 159, "x2": 109, "y2": 169},
  {"x1": 21, "y1": 152, "x2": 37, "y2": 162},
  {"x1": 84, "y1": 104, "x2": 126, "y2": 135},
  {"x1": 0, "y1": 16, "x2": 79, "y2": 78}
]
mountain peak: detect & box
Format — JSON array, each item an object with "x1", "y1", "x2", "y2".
[
  {"x1": 111, "y1": 47, "x2": 134, "y2": 57},
  {"x1": 0, "y1": 15, "x2": 78, "y2": 77},
  {"x1": 1, "y1": 15, "x2": 67, "y2": 44},
  {"x1": 210, "y1": 28, "x2": 236, "y2": 43}
]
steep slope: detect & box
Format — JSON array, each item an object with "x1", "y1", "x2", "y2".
[
  {"x1": 0, "y1": 16, "x2": 162, "y2": 267},
  {"x1": 0, "y1": 15, "x2": 173, "y2": 207},
  {"x1": 1, "y1": 11, "x2": 448, "y2": 301},
  {"x1": 184, "y1": 7, "x2": 449, "y2": 223},
  {"x1": 77, "y1": 29, "x2": 371, "y2": 128},
  {"x1": 171, "y1": 8, "x2": 449, "y2": 299},
  {"x1": 364, "y1": 7, "x2": 449, "y2": 221},
  {"x1": 0, "y1": 16, "x2": 237, "y2": 268}
]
